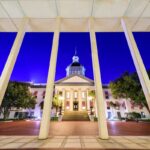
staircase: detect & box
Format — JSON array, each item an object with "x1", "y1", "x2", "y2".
[{"x1": 62, "y1": 111, "x2": 90, "y2": 121}]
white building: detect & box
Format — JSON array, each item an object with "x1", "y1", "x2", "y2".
[{"x1": 1, "y1": 52, "x2": 149, "y2": 120}]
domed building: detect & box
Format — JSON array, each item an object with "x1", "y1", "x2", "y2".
[
  {"x1": 66, "y1": 51, "x2": 85, "y2": 76},
  {"x1": 1, "y1": 52, "x2": 150, "y2": 120}
]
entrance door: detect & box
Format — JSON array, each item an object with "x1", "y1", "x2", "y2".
[{"x1": 73, "y1": 101, "x2": 78, "y2": 111}]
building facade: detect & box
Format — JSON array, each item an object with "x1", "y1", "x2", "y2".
[{"x1": 0, "y1": 53, "x2": 150, "y2": 120}]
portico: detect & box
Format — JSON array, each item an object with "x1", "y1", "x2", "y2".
[
  {"x1": 0, "y1": 0, "x2": 150, "y2": 141},
  {"x1": 55, "y1": 76, "x2": 95, "y2": 112}
]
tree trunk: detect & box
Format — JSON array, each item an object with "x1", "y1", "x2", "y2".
[{"x1": 56, "y1": 107, "x2": 58, "y2": 117}]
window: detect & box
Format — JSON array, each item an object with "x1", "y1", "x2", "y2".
[
  {"x1": 82, "y1": 101, "x2": 86, "y2": 109},
  {"x1": 74, "y1": 91, "x2": 78, "y2": 98},
  {"x1": 42, "y1": 91, "x2": 45, "y2": 99},
  {"x1": 82, "y1": 92, "x2": 86, "y2": 99},
  {"x1": 106, "y1": 101, "x2": 110, "y2": 109},
  {"x1": 33, "y1": 91, "x2": 38, "y2": 98},
  {"x1": 105, "y1": 91, "x2": 109, "y2": 99},
  {"x1": 66, "y1": 91, "x2": 70, "y2": 99},
  {"x1": 90, "y1": 101, "x2": 93, "y2": 107},
  {"x1": 66, "y1": 101, "x2": 70, "y2": 109},
  {"x1": 141, "y1": 112, "x2": 145, "y2": 118}
]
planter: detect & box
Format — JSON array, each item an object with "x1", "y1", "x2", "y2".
[
  {"x1": 89, "y1": 115, "x2": 94, "y2": 122},
  {"x1": 58, "y1": 115, "x2": 63, "y2": 122}
]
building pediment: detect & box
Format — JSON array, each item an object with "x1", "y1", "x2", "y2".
[{"x1": 55, "y1": 75, "x2": 94, "y2": 86}]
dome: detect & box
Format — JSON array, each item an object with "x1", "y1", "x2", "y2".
[
  {"x1": 66, "y1": 50, "x2": 86, "y2": 77},
  {"x1": 71, "y1": 62, "x2": 81, "y2": 66}
]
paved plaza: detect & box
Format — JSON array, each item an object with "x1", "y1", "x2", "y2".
[
  {"x1": 0, "y1": 135, "x2": 150, "y2": 149},
  {"x1": 0, "y1": 121, "x2": 150, "y2": 149},
  {"x1": 0, "y1": 121, "x2": 150, "y2": 136}
]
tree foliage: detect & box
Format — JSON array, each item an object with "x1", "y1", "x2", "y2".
[
  {"x1": 109, "y1": 71, "x2": 150, "y2": 113},
  {"x1": 88, "y1": 90, "x2": 96, "y2": 115},
  {"x1": 52, "y1": 94, "x2": 62, "y2": 114},
  {"x1": 88, "y1": 90, "x2": 96, "y2": 99},
  {"x1": 0, "y1": 81, "x2": 36, "y2": 120}
]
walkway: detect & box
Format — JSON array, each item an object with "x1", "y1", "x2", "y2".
[
  {"x1": 0, "y1": 135, "x2": 150, "y2": 149},
  {"x1": 0, "y1": 121, "x2": 150, "y2": 136},
  {"x1": 62, "y1": 111, "x2": 90, "y2": 121}
]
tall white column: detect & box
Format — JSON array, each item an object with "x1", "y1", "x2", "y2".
[
  {"x1": 89, "y1": 17, "x2": 109, "y2": 139},
  {"x1": 38, "y1": 17, "x2": 61, "y2": 139},
  {"x1": 78, "y1": 89, "x2": 80, "y2": 111},
  {"x1": 0, "y1": 17, "x2": 28, "y2": 106},
  {"x1": 62, "y1": 89, "x2": 65, "y2": 111},
  {"x1": 86, "y1": 90, "x2": 90, "y2": 111},
  {"x1": 121, "y1": 19, "x2": 150, "y2": 110},
  {"x1": 70, "y1": 90, "x2": 74, "y2": 111}
]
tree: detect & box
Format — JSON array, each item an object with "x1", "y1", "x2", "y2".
[
  {"x1": 0, "y1": 81, "x2": 36, "y2": 120},
  {"x1": 126, "y1": 112, "x2": 141, "y2": 122},
  {"x1": 52, "y1": 94, "x2": 62, "y2": 115},
  {"x1": 109, "y1": 71, "x2": 150, "y2": 113},
  {"x1": 88, "y1": 90, "x2": 96, "y2": 115}
]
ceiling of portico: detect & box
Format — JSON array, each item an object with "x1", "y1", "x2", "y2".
[{"x1": 0, "y1": 0, "x2": 150, "y2": 32}]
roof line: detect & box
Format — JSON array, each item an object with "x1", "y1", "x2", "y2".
[{"x1": 55, "y1": 74, "x2": 94, "y2": 84}]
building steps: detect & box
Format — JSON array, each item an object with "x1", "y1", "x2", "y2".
[{"x1": 62, "y1": 111, "x2": 90, "y2": 121}]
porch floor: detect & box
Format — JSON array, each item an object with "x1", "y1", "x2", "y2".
[{"x1": 0, "y1": 135, "x2": 150, "y2": 149}]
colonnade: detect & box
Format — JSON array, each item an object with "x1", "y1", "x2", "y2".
[{"x1": 0, "y1": 17, "x2": 150, "y2": 140}]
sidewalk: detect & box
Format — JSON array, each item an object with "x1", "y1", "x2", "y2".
[{"x1": 0, "y1": 135, "x2": 150, "y2": 149}]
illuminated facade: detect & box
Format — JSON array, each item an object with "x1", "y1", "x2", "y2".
[{"x1": 1, "y1": 54, "x2": 149, "y2": 120}]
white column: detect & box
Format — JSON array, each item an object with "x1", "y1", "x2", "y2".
[
  {"x1": 89, "y1": 17, "x2": 109, "y2": 139},
  {"x1": 94, "y1": 100, "x2": 98, "y2": 118},
  {"x1": 86, "y1": 90, "x2": 90, "y2": 111},
  {"x1": 78, "y1": 89, "x2": 80, "y2": 111},
  {"x1": 38, "y1": 17, "x2": 61, "y2": 139},
  {"x1": 0, "y1": 17, "x2": 28, "y2": 106},
  {"x1": 70, "y1": 90, "x2": 74, "y2": 111},
  {"x1": 121, "y1": 19, "x2": 150, "y2": 110},
  {"x1": 62, "y1": 89, "x2": 65, "y2": 111}
]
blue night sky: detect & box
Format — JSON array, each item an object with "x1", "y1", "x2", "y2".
[{"x1": 0, "y1": 32, "x2": 150, "y2": 84}]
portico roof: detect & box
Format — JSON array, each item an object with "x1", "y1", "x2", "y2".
[
  {"x1": 55, "y1": 74, "x2": 94, "y2": 85},
  {"x1": 0, "y1": 0, "x2": 149, "y2": 32}
]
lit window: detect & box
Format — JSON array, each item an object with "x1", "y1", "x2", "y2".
[
  {"x1": 66, "y1": 92, "x2": 70, "y2": 99},
  {"x1": 82, "y1": 92, "x2": 86, "y2": 98},
  {"x1": 66, "y1": 101, "x2": 70, "y2": 109},
  {"x1": 141, "y1": 112, "x2": 145, "y2": 118},
  {"x1": 82, "y1": 101, "x2": 86, "y2": 109},
  {"x1": 105, "y1": 91, "x2": 109, "y2": 99},
  {"x1": 74, "y1": 91, "x2": 78, "y2": 98}
]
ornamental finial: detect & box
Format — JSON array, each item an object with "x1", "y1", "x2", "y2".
[{"x1": 74, "y1": 47, "x2": 77, "y2": 56}]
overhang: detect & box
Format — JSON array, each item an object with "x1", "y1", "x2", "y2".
[{"x1": 0, "y1": 0, "x2": 149, "y2": 32}]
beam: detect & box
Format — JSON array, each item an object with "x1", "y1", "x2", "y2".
[
  {"x1": 0, "y1": 17, "x2": 28, "y2": 106},
  {"x1": 38, "y1": 16, "x2": 61, "y2": 139},
  {"x1": 121, "y1": 18, "x2": 150, "y2": 110},
  {"x1": 89, "y1": 17, "x2": 109, "y2": 140}
]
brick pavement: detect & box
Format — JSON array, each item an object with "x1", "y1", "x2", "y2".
[{"x1": 0, "y1": 120, "x2": 150, "y2": 136}]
